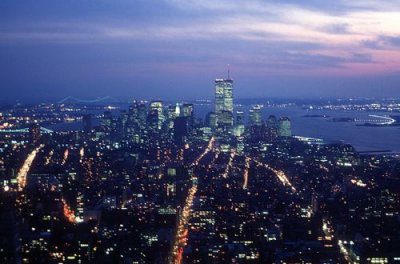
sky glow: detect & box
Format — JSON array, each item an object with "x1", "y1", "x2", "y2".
[{"x1": 1, "y1": 0, "x2": 400, "y2": 101}]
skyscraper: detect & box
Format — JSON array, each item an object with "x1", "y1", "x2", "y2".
[
  {"x1": 236, "y1": 111, "x2": 244, "y2": 126},
  {"x1": 215, "y1": 78, "x2": 233, "y2": 113},
  {"x1": 267, "y1": 115, "x2": 278, "y2": 129},
  {"x1": 249, "y1": 105, "x2": 262, "y2": 126},
  {"x1": 101, "y1": 111, "x2": 113, "y2": 131},
  {"x1": 182, "y1": 103, "x2": 194, "y2": 128},
  {"x1": 234, "y1": 111, "x2": 245, "y2": 137},
  {"x1": 206, "y1": 112, "x2": 217, "y2": 131},
  {"x1": 215, "y1": 78, "x2": 234, "y2": 131},
  {"x1": 266, "y1": 115, "x2": 278, "y2": 141},
  {"x1": 278, "y1": 117, "x2": 292, "y2": 137},
  {"x1": 137, "y1": 102, "x2": 147, "y2": 129},
  {"x1": 148, "y1": 101, "x2": 165, "y2": 130},
  {"x1": 167, "y1": 105, "x2": 178, "y2": 129},
  {"x1": 173, "y1": 116, "x2": 189, "y2": 144}
]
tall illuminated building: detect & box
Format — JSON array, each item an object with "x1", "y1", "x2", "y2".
[
  {"x1": 215, "y1": 78, "x2": 233, "y2": 113},
  {"x1": 206, "y1": 112, "x2": 217, "y2": 131},
  {"x1": 167, "y1": 105, "x2": 178, "y2": 129},
  {"x1": 234, "y1": 111, "x2": 245, "y2": 137},
  {"x1": 278, "y1": 117, "x2": 292, "y2": 137},
  {"x1": 128, "y1": 100, "x2": 147, "y2": 129},
  {"x1": 182, "y1": 103, "x2": 194, "y2": 128},
  {"x1": 249, "y1": 105, "x2": 262, "y2": 126},
  {"x1": 137, "y1": 102, "x2": 147, "y2": 129},
  {"x1": 215, "y1": 77, "x2": 234, "y2": 130},
  {"x1": 148, "y1": 101, "x2": 165, "y2": 130},
  {"x1": 236, "y1": 111, "x2": 244, "y2": 126},
  {"x1": 101, "y1": 111, "x2": 113, "y2": 131},
  {"x1": 266, "y1": 115, "x2": 278, "y2": 140},
  {"x1": 267, "y1": 115, "x2": 278, "y2": 129}
]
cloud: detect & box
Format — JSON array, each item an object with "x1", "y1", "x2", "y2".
[
  {"x1": 350, "y1": 53, "x2": 373, "y2": 63},
  {"x1": 384, "y1": 36, "x2": 400, "y2": 46},
  {"x1": 320, "y1": 23, "x2": 350, "y2": 34},
  {"x1": 0, "y1": 0, "x2": 399, "y2": 77}
]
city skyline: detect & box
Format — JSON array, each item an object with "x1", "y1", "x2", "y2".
[
  {"x1": 1, "y1": 74, "x2": 399, "y2": 263},
  {"x1": 1, "y1": 2, "x2": 400, "y2": 262},
  {"x1": 1, "y1": 0, "x2": 400, "y2": 103}
]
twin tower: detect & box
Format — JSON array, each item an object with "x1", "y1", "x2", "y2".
[
  {"x1": 212, "y1": 76, "x2": 291, "y2": 138},
  {"x1": 213, "y1": 78, "x2": 234, "y2": 131}
]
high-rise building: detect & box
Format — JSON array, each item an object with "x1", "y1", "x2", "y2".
[
  {"x1": 234, "y1": 111, "x2": 245, "y2": 137},
  {"x1": 148, "y1": 101, "x2": 165, "y2": 130},
  {"x1": 182, "y1": 103, "x2": 194, "y2": 128},
  {"x1": 236, "y1": 111, "x2": 244, "y2": 126},
  {"x1": 215, "y1": 78, "x2": 233, "y2": 113},
  {"x1": 278, "y1": 117, "x2": 292, "y2": 137},
  {"x1": 137, "y1": 102, "x2": 147, "y2": 128},
  {"x1": 173, "y1": 116, "x2": 189, "y2": 144},
  {"x1": 266, "y1": 115, "x2": 278, "y2": 141},
  {"x1": 167, "y1": 105, "x2": 178, "y2": 129},
  {"x1": 101, "y1": 111, "x2": 113, "y2": 131},
  {"x1": 128, "y1": 101, "x2": 138, "y2": 119},
  {"x1": 127, "y1": 100, "x2": 147, "y2": 142},
  {"x1": 218, "y1": 110, "x2": 234, "y2": 128},
  {"x1": 118, "y1": 110, "x2": 128, "y2": 136},
  {"x1": 267, "y1": 115, "x2": 278, "y2": 129},
  {"x1": 206, "y1": 112, "x2": 217, "y2": 131},
  {"x1": 249, "y1": 105, "x2": 262, "y2": 126},
  {"x1": 215, "y1": 78, "x2": 233, "y2": 131}
]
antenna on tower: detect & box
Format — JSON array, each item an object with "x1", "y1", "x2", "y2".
[{"x1": 227, "y1": 64, "x2": 230, "y2": 80}]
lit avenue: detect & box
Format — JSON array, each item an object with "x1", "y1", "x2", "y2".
[{"x1": 0, "y1": 77, "x2": 399, "y2": 264}]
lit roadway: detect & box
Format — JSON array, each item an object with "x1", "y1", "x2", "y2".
[
  {"x1": 254, "y1": 159, "x2": 296, "y2": 192},
  {"x1": 16, "y1": 145, "x2": 44, "y2": 191},
  {"x1": 44, "y1": 149, "x2": 54, "y2": 165},
  {"x1": 243, "y1": 157, "x2": 250, "y2": 189},
  {"x1": 170, "y1": 137, "x2": 214, "y2": 264},
  {"x1": 170, "y1": 179, "x2": 197, "y2": 264},
  {"x1": 191, "y1": 136, "x2": 215, "y2": 166},
  {"x1": 170, "y1": 138, "x2": 296, "y2": 263},
  {"x1": 79, "y1": 147, "x2": 84, "y2": 163},
  {"x1": 61, "y1": 197, "x2": 81, "y2": 224},
  {"x1": 222, "y1": 148, "x2": 236, "y2": 178},
  {"x1": 61, "y1": 148, "x2": 69, "y2": 165}
]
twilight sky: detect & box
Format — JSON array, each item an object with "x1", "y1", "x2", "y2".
[{"x1": 1, "y1": 0, "x2": 400, "y2": 102}]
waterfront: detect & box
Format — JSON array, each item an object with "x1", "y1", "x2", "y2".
[
  {"x1": 200, "y1": 105, "x2": 400, "y2": 152},
  {"x1": 263, "y1": 107, "x2": 400, "y2": 152},
  {"x1": 3, "y1": 99, "x2": 400, "y2": 263},
  {"x1": 46, "y1": 104, "x2": 400, "y2": 152}
]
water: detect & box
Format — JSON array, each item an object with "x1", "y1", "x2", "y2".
[
  {"x1": 278, "y1": 108, "x2": 400, "y2": 152},
  {"x1": 195, "y1": 105, "x2": 400, "y2": 152},
  {"x1": 47, "y1": 104, "x2": 400, "y2": 152}
]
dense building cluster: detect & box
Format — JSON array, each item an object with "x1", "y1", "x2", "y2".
[{"x1": 0, "y1": 79, "x2": 399, "y2": 263}]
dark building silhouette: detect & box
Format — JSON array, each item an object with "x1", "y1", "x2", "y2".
[
  {"x1": 82, "y1": 114, "x2": 92, "y2": 132},
  {"x1": 173, "y1": 116, "x2": 189, "y2": 144}
]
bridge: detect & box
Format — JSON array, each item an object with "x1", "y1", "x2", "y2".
[
  {"x1": 0, "y1": 127, "x2": 53, "y2": 134},
  {"x1": 355, "y1": 115, "x2": 396, "y2": 125},
  {"x1": 294, "y1": 136, "x2": 324, "y2": 143},
  {"x1": 57, "y1": 96, "x2": 120, "y2": 104}
]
